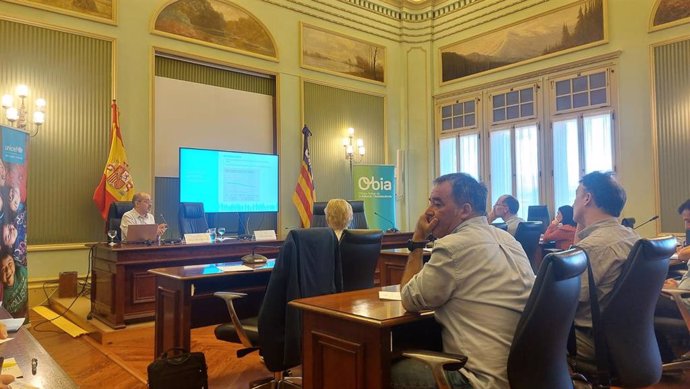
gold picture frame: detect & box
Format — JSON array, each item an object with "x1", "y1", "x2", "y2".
[
  {"x1": 440, "y1": 0, "x2": 607, "y2": 84},
  {"x1": 301, "y1": 23, "x2": 386, "y2": 85},
  {"x1": 649, "y1": 0, "x2": 690, "y2": 32},
  {"x1": 4, "y1": 0, "x2": 117, "y2": 25},
  {"x1": 152, "y1": 0, "x2": 278, "y2": 62}
]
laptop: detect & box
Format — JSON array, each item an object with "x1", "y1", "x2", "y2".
[{"x1": 126, "y1": 224, "x2": 159, "y2": 243}]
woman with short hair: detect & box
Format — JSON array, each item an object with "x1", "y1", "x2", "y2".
[{"x1": 324, "y1": 199, "x2": 353, "y2": 240}]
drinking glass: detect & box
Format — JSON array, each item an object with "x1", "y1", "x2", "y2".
[
  {"x1": 217, "y1": 227, "x2": 226, "y2": 241},
  {"x1": 207, "y1": 228, "x2": 217, "y2": 243},
  {"x1": 107, "y1": 229, "x2": 117, "y2": 246}
]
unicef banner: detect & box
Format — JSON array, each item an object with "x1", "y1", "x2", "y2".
[
  {"x1": 0, "y1": 126, "x2": 29, "y2": 318},
  {"x1": 353, "y1": 164, "x2": 396, "y2": 232}
]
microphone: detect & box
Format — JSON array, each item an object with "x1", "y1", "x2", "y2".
[
  {"x1": 373, "y1": 211, "x2": 399, "y2": 233},
  {"x1": 633, "y1": 215, "x2": 659, "y2": 230},
  {"x1": 241, "y1": 244, "x2": 277, "y2": 264}
]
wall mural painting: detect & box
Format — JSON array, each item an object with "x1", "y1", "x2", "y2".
[
  {"x1": 301, "y1": 24, "x2": 385, "y2": 84},
  {"x1": 154, "y1": 0, "x2": 277, "y2": 59},
  {"x1": 652, "y1": 0, "x2": 690, "y2": 30},
  {"x1": 4, "y1": 0, "x2": 115, "y2": 24},
  {"x1": 441, "y1": 0, "x2": 605, "y2": 83}
]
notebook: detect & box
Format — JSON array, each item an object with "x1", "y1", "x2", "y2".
[{"x1": 126, "y1": 224, "x2": 159, "y2": 243}]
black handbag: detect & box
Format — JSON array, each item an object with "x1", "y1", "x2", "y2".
[{"x1": 147, "y1": 348, "x2": 208, "y2": 389}]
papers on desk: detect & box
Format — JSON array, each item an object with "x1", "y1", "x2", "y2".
[
  {"x1": 217, "y1": 264, "x2": 254, "y2": 272},
  {"x1": 0, "y1": 318, "x2": 24, "y2": 332},
  {"x1": 379, "y1": 291, "x2": 402, "y2": 301}
]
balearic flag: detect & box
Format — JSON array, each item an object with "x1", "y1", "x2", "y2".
[
  {"x1": 92, "y1": 100, "x2": 136, "y2": 220},
  {"x1": 292, "y1": 126, "x2": 315, "y2": 227}
]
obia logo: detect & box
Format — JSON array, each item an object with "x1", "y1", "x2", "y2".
[{"x1": 358, "y1": 176, "x2": 392, "y2": 191}]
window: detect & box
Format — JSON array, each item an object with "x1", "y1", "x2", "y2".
[
  {"x1": 435, "y1": 64, "x2": 616, "y2": 216},
  {"x1": 489, "y1": 124, "x2": 539, "y2": 219},
  {"x1": 438, "y1": 97, "x2": 480, "y2": 179}
]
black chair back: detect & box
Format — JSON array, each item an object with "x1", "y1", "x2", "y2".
[
  {"x1": 340, "y1": 229, "x2": 383, "y2": 291},
  {"x1": 527, "y1": 205, "x2": 550, "y2": 233},
  {"x1": 178, "y1": 202, "x2": 209, "y2": 235},
  {"x1": 349, "y1": 200, "x2": 368, "y2": 229},
  {"x1": 598, "y1": 236, "x2": 675, "y2": 387},
  {"x1": 106, "y1": 201, "x2": 134, "y2": 242},
  {"x1": 508, "y1": 248, "x2": 587, "y2": 389},
  {"x1": 514, "y1": 221, "x2": 543, "y2": 272},
  {"x1": 258, "y1": 228, "x2": 342, "y2": 373},
  {"x1": 311, "y1": 201, "x2": 328, "y2": 227},
  {"x1": 491, "y1": 222, "x2": 508, "y2": 231}
]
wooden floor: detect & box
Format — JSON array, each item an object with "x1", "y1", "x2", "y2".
[{"x1": 25, "y1": 310, "x2": 690, "y2": 389}]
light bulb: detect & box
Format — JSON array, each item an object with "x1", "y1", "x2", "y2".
[
  {"x1": 346, "y1": 145, "x2": 354, "y2": 155},
  {"x1": 348, "y1": 127, "x2": 354, "y2": 136},
  {"x1": 33, "y1": 111, "x2": 45, "y2": 125},
  {"x1": 16, "y1": 85, "x2": 29, "y2": 98},
  {"x1": 356, "y1": 138, "x2": 364, "y2": 147},
  {"x1": 359, "y1": 146, "x2": 365, "y2": 156},
  {"x1": 35, "y1": 98, "x2": 46, "y2": 108},
  {"x1": 6, "y1": 107, "x2": 19, "y2": 121},
  {"x1": 1, "y1": 95, "x2": 12, "y2": 109}
]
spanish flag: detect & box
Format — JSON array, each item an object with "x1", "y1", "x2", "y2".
[
  {"x1": 92, "y1": 100, "x2": 136, "y2": 220},
  {"x1": 292, "y1": 126, "x2": 315, "y2": 227}
]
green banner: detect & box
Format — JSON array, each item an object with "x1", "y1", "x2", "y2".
[{"x1": 353, "y1": 164, "x2": 397, "y2": 232}]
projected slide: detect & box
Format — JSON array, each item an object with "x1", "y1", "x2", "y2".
[{"x1": 180, "y1": 148, "x2": 279, "y2": 213}]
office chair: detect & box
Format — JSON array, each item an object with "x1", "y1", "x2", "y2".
[
  {"x1": 572, "y1": 236, "x2": 676, "y2": 387},
  {"x1": 106, "y1": 201, "x2": 134, "y2": 242},
  {"x1": 310, "y1": 201, "x2": 328, "y2": 227},
  {"x1": 527, "y1": 205, "x2": 550, "y2": 233},
  {"x1": 401, "y1": 248, "x2": 588, "y2": 389},
  {"x1": 656, "y1": 287, "x2": 690, "y2": 372},
  {"x1": 214, "y1": 228, "x2": 342, "y2": 388},
  {"x1": 339, "y1": 229, "x2": 383, "y2": 291},
  {"x1": 514, "y1": 221, "x2": 543, "y2": 272},
  {"x1": 349, "y1": 200, "x2": 368, "y2": 229},
  {"x1": 491, "y1": 222, "x2": 508, "y2": 231},
  {"x1": 178, "y1": 202, "x2": 209, "y2": 235}
]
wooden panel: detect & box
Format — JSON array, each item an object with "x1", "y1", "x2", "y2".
[
  {"x1": 132, "y1": 271, "x2": 156, "y2": 304},
  {"x1": 155, "y1": 285, "x2": 181, "y2": 356},
  {"x1": 313, "y1": 331, "x2": 364, "y2": 389}
]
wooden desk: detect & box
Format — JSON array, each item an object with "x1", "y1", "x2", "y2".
[
  {"x1": 290, "y1": 286, "x2": 441, "y2": 389},
  {"x1": 377, "y1": 248, "x2": 431, "y2": 286},
  {"x1": 0, "y1": 308, "x2": 76, "y2": 388},
  {"x1": 92, "y1": 232, "x2": 411, "y2": 329},
  {"x1": 149, "y1": 260, "x2": 274, "y2": 357}
]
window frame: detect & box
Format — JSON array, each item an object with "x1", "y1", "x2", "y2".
[{"x1": 436, "y1": 94, "x2": 483, "y2": 179}]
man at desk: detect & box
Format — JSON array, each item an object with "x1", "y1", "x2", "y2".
[
  {"x1": 120, "y1": 192, "x2": 166, "y2": 241},
  {"x1": 487, "y1": 194, "x2": 524, "y2": 235},
  {"x1": 393, "y1": 173, "x2": 534, "y2": 389},
  {"x1": 571, "y1": 171, "x2": 638, "y2": 361}
]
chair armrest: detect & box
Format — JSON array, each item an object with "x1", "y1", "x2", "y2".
[
  {"x1": 402, "y1": 349, "x2": 468, "y2": 389},
  {"x1": 213, "y1": 292, "x2": 253, "y2": 348},
  {"x1": 661, "y1": 288, "x2": 690, "y2": 332}
]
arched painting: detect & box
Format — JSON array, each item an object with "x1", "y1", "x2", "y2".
[
  {"x1": 153, "y1": 0, "x2": 277, "y2": 60},
  {"x1": 651, "y1": 0, "x2": 690, "y2": 31}
]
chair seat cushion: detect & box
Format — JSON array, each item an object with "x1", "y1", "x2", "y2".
[{"x1": 214, "y1": 316, "x2": 260, "y2": 345}]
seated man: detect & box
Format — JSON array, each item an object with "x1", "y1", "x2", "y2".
[
  {"x1": 393, "y1": 173, "x2": 535, "y2": 389},
  {"x1": 487, "y1": 194, "x2": 524, "y2": 235},
  {"x1": 571, "y1": 171, "x2": 639, "y2": 361},
  {"x1": 120, "y1": 192, "x2": 167, "y2": 241},
  {"x1": 655, "y1": 199, "x2": 690, "y2": 361}
]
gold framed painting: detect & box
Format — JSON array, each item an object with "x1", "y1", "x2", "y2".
[
  {"x1": 4, "y1": 0, "x2": 116, "y2": 25},
  {"x1": 301, "y1": 23, "x2": 386, "y2": 84},
  {"x1": 152, "y1": 0, "x2": 277, "y2": 61},
  {"x1": 440, "y1": 0, "x2": 607, "y2": 84},
  {"x1": 650, "y1": 0, "x2": 690, "y2": 32}
]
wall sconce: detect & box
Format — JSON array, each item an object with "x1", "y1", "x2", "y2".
[
  {"x1": 343, "y1": 127, "x2": 365, "y2": 174},
  {"x1": 2, "y1": 84, "x2": 46, "y2": 137}
]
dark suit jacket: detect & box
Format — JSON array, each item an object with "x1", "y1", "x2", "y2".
[{"x1": 257, "y1": 228, "x2": 342, "y2": 372}]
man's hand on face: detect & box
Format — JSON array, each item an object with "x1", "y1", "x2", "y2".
[{"x1": 413, "y1": 211, "x2": 438, "y2": 241}]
